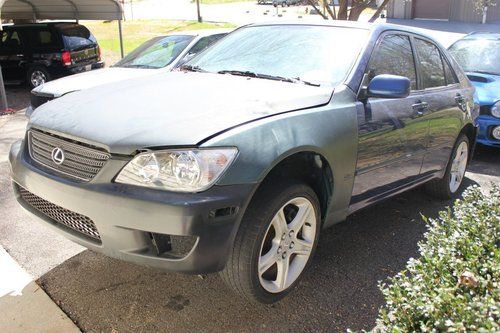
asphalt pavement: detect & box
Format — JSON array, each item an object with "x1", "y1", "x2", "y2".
[{"x1": 1, "y1": 87, "x2": 498, "y2": 332}]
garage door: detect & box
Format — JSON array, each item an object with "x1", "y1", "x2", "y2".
[{"x1": 413, "y1": 0, "x2": 451, "y2": 20}]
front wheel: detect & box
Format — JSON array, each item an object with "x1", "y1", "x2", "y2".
[
  {"x1": 425, "y1": 134, "x2": 470, "y2": 199},
  {"x1": 220, "y1": 182, "x2": 320, "y2": 303}
]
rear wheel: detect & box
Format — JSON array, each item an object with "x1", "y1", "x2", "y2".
[
  {"x1": 425, "y1": 134, "x2": 469, "y2": 199},
  {"x1": 221, "y1": 182, "x2": 320, "y2": 303},
  {"x1": 27, "y1": 66, "x2": 50, "y2": 89}
]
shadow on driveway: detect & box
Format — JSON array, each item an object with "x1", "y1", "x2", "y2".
[{"x1": 38, "y1": 181, "x2": 479, "y2": 332}]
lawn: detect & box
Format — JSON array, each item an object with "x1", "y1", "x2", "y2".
[{"x1": 83, "y1": 19, "x2": 235, "y2": 65}]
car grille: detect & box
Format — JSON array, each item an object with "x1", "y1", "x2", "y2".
[
  {"x1": 28, "y1": 129, "x2": 110, "y2": 182},
  {"x1": 18, "y1": 186, "x2": 101, "y2": 242},
  {"x1": 30, "y1": 93, "x2": 54, "y2": 109}
]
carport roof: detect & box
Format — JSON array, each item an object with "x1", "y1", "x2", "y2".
[{"x1": 0, "y1": 0, "x2": 123, "y2": 21}]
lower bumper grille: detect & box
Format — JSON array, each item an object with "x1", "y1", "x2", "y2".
[{"x1": 18, "y1": 186, "x2": 101, "y2": 242}]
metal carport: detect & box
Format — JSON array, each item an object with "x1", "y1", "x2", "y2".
[{"x1": 0, "y1": 0, "x2": 124, "y2": 112}]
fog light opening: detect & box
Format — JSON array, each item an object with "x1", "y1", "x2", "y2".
[{"x1": 492, "y1": 126, "x2": 500, "y2": 140}]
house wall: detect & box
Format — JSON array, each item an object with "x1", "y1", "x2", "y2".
[{"x1": 386, "y1": 0, "x2": 500, "y2": 23}]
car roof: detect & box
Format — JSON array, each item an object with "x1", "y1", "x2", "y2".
[
  {"x1": 164, "y1": 28, "x2": 233, "y2": 38},
  {"x1": 2, "y1": 21, "x2": 80, "y2": 29},
  {"x1": 241, "y1": 20, "x2": 443, "y2": 43}
]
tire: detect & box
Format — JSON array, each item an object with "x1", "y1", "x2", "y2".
[
  {"x1": 220, "y1": 181, "x2": 321, "y2": 303},
  {"x1": 424, "y1": 134, "x2": 470, "y2": 200},
  {"x1": 27, "y1": 66, "x2": 51, "y2": 89}
]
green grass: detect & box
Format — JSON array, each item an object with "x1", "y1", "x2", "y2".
[{"x1": 82, "y1": 19, "x2": 235, "y2": 64}]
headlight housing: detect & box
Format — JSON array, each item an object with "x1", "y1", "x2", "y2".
[
  {"x1": 115, "y1": 148, "x2": 238, "y2": 192},
  {"x1": 491, "y1": 101, "x2": 500, "y2": 118}
]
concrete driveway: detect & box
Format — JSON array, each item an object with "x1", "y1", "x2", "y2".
[{"x1": 1, "y1": 87, "x2": 498, "y2": 332}]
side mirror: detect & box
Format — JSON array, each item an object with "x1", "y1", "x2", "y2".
[{"x1": 367, "y1": 74, "x2": 411, "y2": 99}]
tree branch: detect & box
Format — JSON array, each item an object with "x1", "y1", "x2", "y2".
[{"x1": 369, "y1": 0, "x2": 390, "y2": 22}]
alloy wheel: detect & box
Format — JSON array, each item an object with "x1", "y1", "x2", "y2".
[
  {"x1": 258, "y1": 197, "x2": 317, "y2": 293},
  {"x1": 449, "y1": 141, "x2": 468, "y2": 193},
  {"x1": 30, "y1": 70, "x2": 47, "y2": 87}
]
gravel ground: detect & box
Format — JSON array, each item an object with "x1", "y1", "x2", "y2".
[{"x1": 2, "y1": 86, "x2": 499, "y2": 333}]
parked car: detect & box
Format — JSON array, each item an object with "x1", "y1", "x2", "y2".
[
  {"x1": 273, "y1": 0, "x2": 302, "y2": 6},
  {"x1": 0, "y1": 22, "x2": 104, "y2": 89},
  {"x1": 26, "y1": 29, "x2": 230, "y2": 117},
  {"x1": 448, "y1": 32, "x2": 500, "y2": 147},
  {"x1": 10, "y1": 22, "x2": 477, "y2": 303}
]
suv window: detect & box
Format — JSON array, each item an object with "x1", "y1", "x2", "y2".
[
  {"x1": 368, "y1": 34, "x2": 417, "y2": 90},
  {"x1": 31, "y1": 29, "x2": 59, "y2": 48},
  {"x1": 57, "y1": 24, "x2": 97, "y2": 50},
  {"x1": 0, "y1": 30, "x2": 21, "y2": 48},
  {"x1": 415, "y1": 38, "x2": 446, "y2": 88}
]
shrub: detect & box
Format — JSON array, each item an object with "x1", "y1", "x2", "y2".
[{"x1": 377, "y1": 185, "x2": 499, "y2": 332}]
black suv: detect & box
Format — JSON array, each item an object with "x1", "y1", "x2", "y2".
[{"x1": 0, "y1": 22, "x2": 104, "y2": 88}]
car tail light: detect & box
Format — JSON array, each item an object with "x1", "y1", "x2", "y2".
[
  {"x1": 61, "y1": 51, "x2": 71, "y2": 66},
  {"x1": 97, "y1": 46, "x2": 101, "y2": 61}
]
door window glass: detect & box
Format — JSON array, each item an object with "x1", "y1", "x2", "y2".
[
  {"x1": 415, "y1": 38, "x2": 446, "y2": 88},
  {"x1": 188, "y1": 34, "x2": 226, "y2": 56},
  {"x1": 32, "y1": 30, "x2": 58, "y2": 48},
  {"x1": 443, "y1": 57, "x2": 458, "y2": 85},
  {"x1": 368, "y1": 34, "x2": 417, "y2": 90}
]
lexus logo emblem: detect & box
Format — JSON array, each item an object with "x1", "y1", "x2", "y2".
[{"x1": 51, "y1": 147, "x2": 65, "y2": 165}]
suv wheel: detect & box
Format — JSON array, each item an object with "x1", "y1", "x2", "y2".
[
  {"x1": 221, "y1": 182, "x2": 320, "y2": 303},
  {"x1": 425, "y1": 134, "x2": 470, "y2": 199},
  {"x1": 27, "y1": 66, "x2": 50, "y2": 89}
]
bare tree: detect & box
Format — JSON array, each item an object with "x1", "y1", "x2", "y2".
[{"x1": 307, "y1": 0, "x2": 391, "y2": 22}]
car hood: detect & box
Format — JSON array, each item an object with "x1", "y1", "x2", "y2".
[
  {"x1": 466, "y1": 72, "x2": 500, "y2": 106},
  {"x1": 33, "y1": 67, "x2": 159, "y2": 97},
  {"x1": 30, "y1": 72, "x2": 333, "y2": 155}
]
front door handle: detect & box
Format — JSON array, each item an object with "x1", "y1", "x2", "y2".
[{"x1": 412, "y1": 101, "x2": 429, "y2": 116}]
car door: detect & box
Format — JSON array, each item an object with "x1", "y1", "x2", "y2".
[
  {"x1": 413, "y1": 37, "x2": 468, "y2": 175},
  {"x1": 0, "y1": 29, "x2": 25, "y2": 81},
  {"x1": 350, "y1": 33, "x2": 429, "y2": 209}
]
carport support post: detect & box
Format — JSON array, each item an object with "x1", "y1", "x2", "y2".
[
  {"x1": 0, "y1": 65, "x2": 8, "y2": 111},
  {"x1": 118, "y1": 19, "x2": 124, "y2": 58},
  {"x1": 196, "y1": 0, "x2": 202, "y2": 23}
]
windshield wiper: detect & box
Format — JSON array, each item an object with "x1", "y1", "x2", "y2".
[
  {"x1": 180, "y1": 64, "x2": 206, "y2": 72},
  {"x1": 217, "y1": 70, "x2": 320, "y2": 86}
]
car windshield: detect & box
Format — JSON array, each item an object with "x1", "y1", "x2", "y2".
[
  {"x1": 58, "y1": 24, "x2": 97, "y2": 50},
  {"x1": 187, "y1": 25, "x2": 369, "y2": 87},
  {"x1": 114, "y1": 35, "x2": 194, "y2": 69},
  {"x1": 449, "y1": 38, "x2": 500, "y2": 76}
]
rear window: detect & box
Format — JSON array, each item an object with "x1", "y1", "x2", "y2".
[{"x1": 58, "y1": 24, "x2": 97, "y2": 50}]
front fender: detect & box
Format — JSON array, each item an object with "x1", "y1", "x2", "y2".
[{"x1": 202, "y1": 85, "x2": 359, "y2": 224}]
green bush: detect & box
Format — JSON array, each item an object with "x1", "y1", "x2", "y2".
[{"x1": 377, "y1": 185, "x2": 499, "y2": 332}]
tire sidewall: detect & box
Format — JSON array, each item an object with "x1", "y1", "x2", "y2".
[
  {"x1": 444, "y1": 134, "x2": 470, "y2": 196},
  {"x1": 247, "y1": 183, "x2": 321, "y2": 303}
]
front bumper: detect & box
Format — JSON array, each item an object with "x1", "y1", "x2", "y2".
[
  {"x1": 476, "y1": 115, "x2": 500, "y2": 147},
  {"x1": 9, "y1": 140, "x2": 255, "y2": 274}
]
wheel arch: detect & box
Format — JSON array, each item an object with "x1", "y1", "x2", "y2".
[
  {"x1": 460, "y1": 123, "x2": 477, "y2": 159},
  {"x1": 249, "y1": 148, "x2": 335, "y2": 223}
]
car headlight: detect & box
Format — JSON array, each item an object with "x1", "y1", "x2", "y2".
[
  {"x1": 491, "y1": 101, "x2": 500, "y2": 118},
  {"x1": 115, "y1": 148, "x2": 238, "y2": 192}
]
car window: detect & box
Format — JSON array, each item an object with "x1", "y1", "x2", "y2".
[
  {"x1": 57, "y1": 24, "x2": 97, "y2": 50},
  {"x1": 368, "y1": 34, "x2": 417, "y2": 90},
  {"x1": 448, "y1": 38, "x2": 500, "y2": 76},
  {"x1": 114, "y1": 35, "x2": 194, "y2": 69},
  {"x1": 189, "y1": 26, "x2": 369, "y2": 87},
  {"x1": 415, "y1": 38, "x2": 446, "y2": 89},
  {"x1": 442, "y1": 56, "x2": 458, "y2": 85},
  {"x1": 0, "y1": 30, "x2": 21, "y2": 48},
  {"x1": 188, "y1": 34, "x2": 226, "y2": 55},
  {"x1": 32, "y1": 29, "x2": 59, "y2": 48}
]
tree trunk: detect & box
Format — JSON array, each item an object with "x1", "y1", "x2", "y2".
[
  {"x1": 369, "y1": 0, "x2": 391, "y2": 22},
  {"x1": 306, "y1": 0, "x2": 328, "y2": 19},
  {"x1": 338, "y1": 0, "x2": 349, "y2": 20}
]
